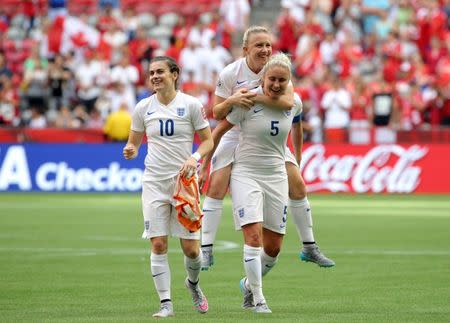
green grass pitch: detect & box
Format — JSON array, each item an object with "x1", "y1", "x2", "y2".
[{"x1": 1, "y1": 193, "x2": 450, "y2": 322}]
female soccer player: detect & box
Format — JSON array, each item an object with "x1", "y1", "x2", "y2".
[
  {"x1": 209, "y1": 53, "x2": 301, "y2": 313},
  {"x1": 199, "y1": 26, "x2": 335, "y2": 270},
  {"x1": 123, "y1": 56, "x2": 213, "y2": 318}
]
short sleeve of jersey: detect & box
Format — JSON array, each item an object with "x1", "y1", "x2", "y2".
[
  {"x1": 188, "y1": 95, "x2": 210, "y2": 130},
  {"x1": 215, "y1": 64, "x2": 235, "y2": 99},
  {"x1": 226, "y1": 106, "x2": 246, "y2": 125},
  {"x1": 292, "y1": 93, "x2": 303, "y2": 122},
  {"x1": 131, "y1": 98, "x2": 148, "y2": 132}
]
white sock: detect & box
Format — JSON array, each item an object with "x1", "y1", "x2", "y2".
[
  {"x1": 201, "y1": 197, "x2": 224, "y2": 247},
  {"x1": 261, "y1": 249, "x2": 278, "y2": 277},
  {"x1": 289, "y1": 197, "x2": 315, "y2": 243},
  {"x1": 243, "y1": 244, "x2": 265, "y2": 305},
  {"x1": 184, "y1": 254, "x2": 202, "y2": 284},
  {"x1": 150, "y1": 252, "x2": 171, "y2": 301}
]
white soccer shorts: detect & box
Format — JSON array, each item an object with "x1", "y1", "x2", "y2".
[
  {"x1": 285, "y1": 148, "x2": 299, "y2": 167},
  {"x1": 141, "y1": 175, "x2": 200, "y2": 240},
  {"x1": 210, "y1": 139, "x2": 238, "y2": 173},
  {"x1": 229, "y1": 174, "x2": 289, "y2": 234}
]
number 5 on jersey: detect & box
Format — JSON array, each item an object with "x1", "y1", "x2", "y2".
[
  {"x1": 270, "y1": 121, "x2": 279, "y2": 136},
  {"x1": 159, "y1": 119, "x2": 174, "y2": 136}
]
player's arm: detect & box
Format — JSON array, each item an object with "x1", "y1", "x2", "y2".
[
  {"x1": 291, "y1": 116, "x2": 303, "y2": 166},
  {"x1": 180, "y1": 126, "x2": 213, "y2": 179},
  {"x1": 253, "y1": 83, "x2": 294, "y2": 110},
  {"x1": 123, "y1": 130, "x2": 144, "y2": 160},
  {"x1": 198, "y1": 119, "x2": 234, "y2": 189},
  {"x1": 213, "y1": 89, "x2": 257, "y2": 120}
]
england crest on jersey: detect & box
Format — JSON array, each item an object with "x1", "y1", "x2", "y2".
[
  {"x1": 177, "y1": 107, "x2": 185, "y2": 117},
  {"x1": 284, "y1": 109, "x2": 292, "y2": 117}
]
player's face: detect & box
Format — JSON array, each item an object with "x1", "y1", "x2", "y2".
[
  {"x1": 148, "y1": 61, "x2": 177, "y2": 92},
  {"x1": 262, "y1": 66, "x2": 290, "y2": 99},
  {"x1": 244, "y1": 32, "x2": 272, "y2": 71}
]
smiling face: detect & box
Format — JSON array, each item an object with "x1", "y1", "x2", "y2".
[
  {"x1": 148, "y1": 60, "x2": 178, "y2": 93},
  {"x1": 244, "y1": 32, "x2": 272, "y2": 73},
  {"x1": 262, "y1": 65, "x2": 290, "y2": 99}
]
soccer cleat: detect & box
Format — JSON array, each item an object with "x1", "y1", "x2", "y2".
[
  {"x1": 253, "y1": 302, "x2": 272, "y2": 314},
  {"x1": 185, "y1": 278, "x2": 209, "y2": 313},
  {"x1": 201, "y1": 246, "x2": 214, "y2": 271},
  {"x1": 239, "y1": 277, "x2": 254, "y2": 309},
  {"x1": 152, "y1": 301, "x2": 174, "y2": 318},
  {"x1": 300, "y1": 245, "x2": 335, "y2": 267}
]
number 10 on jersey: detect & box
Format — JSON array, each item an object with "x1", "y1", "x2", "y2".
[{"x1": 159, "y1": 119, "x2": 174, "y2": 136}]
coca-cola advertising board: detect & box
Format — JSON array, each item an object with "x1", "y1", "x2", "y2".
[
  {"x1": 299, "y1": 144, "x2": 450, "y2": 193},
  {"x1": 0, "y1": 144, "x2": 449, "y2": 193}
]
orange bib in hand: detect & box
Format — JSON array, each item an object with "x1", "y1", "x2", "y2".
[{"x1": 173, "y1": 174, "x2": 203, "y2": 232}]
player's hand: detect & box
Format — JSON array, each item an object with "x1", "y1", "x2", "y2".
[
  {"x1": 180, "y1": 157, "x2": 197, "y2": 179},
  {"x1": 232, "y1": 88, "x2": 257, "y2": 110},
  {"x1": 198, "y1": 164, "x2": 209, "y2": 192},
  {"x1": 123, "y1": 144, "x2": 137, "y2": 160}
]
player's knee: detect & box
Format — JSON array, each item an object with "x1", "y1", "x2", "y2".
[
  {"x1": 207, "y1": 189, "x2": 227, "y2": 200},
  {"x1": 264, "y1": 246, "x2": 280, "y2": 257},
  {"x1": 184, "y1": 248, "x2": 200, "y2": 259},
  {"x1": 289, "y1": 190, "x2": 306, "y2": 200},
  {"x1": 151, "y1": 240, "x2": 167, "y2": 254},
  {"x1": 244, "y1": 231, "x2": 262, "y2": 247},
  {"x1": 288, "y1": 181, "x2": 307, "y2": 199}
]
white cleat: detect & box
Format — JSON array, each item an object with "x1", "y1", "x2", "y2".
[
  {"x1": 152, "y1": 301, "x2": 174, "y2": 318},
  {"x1": 253, "y1": 302, "x2": 272, "y2": 314}
]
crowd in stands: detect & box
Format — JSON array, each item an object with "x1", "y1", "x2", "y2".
[{"x1": 0, "y1": 0, "x2": 449, "y2": 143}]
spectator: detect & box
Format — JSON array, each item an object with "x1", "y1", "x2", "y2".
[
  {"x1": 75, "y1": 50, "x2": 103, "y2": 113},
  {"x1": 48, "y1": 54, "x2": 71, "y2": 111},
  {"x1": 28, "y1": 106, "x2": 47, "y2": 128},
  {"x1": 54, "y1": 105, "x2": 76, "y2": 128},
  {"x1": 103, "y1": 102, "x2": 131, "y2": 141},
  {"x1": 86, "y1": 108, "x2": 103, "y2": 129},
  {"x1": 0, "y1": 52, "x2": 13, "y2": 81},
  {"x1": 22, "y1": 59, "x2": 48, "y2": 113},
  {"x1": 0, "y1": 77, "x2": 19, "y2": 125},
  {"x1": 219, "y1": 0, "x2": 251, "y2": 39},
  {"x1": 321, "y1": 74, "x2": 352, "y2": 142},
  {"x1": 109, "y1": 54, "x2": 139, "y2": 108}
]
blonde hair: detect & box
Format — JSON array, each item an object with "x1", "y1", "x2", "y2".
[
  {"x1": 261, "y1": 52, "x2": 292, "y2": 78},
  {"x1": 242, "y1": 25, "x2": 269, "y2": 47}
]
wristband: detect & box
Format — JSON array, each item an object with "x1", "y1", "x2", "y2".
[{"x1": 191, "y1": 152, "x2": 201, "y2": 162}]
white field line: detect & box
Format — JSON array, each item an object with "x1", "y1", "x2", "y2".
[
  {"x1": 1, "y1": 244, "x2": 450, "y2": 257},
  {"x1": 0, "y1": 240, "x2": 240, "y2": 257}
]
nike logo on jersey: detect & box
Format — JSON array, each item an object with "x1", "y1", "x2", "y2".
[
  {"x1": 147, "y1": 111, "x2": 155, "y2": 116},
  {"x1": 253, "y1": 108, "x2": 263, "y2": 113},
  {"x1": 244, "y1": 258, "x2": 255, "y2": 263},
  {"x1": 152, "y1": 272, "x2": 165, "y2": 277},
  {"x1": 236, "y1": 80, "x2": 246, "y2": 85}
]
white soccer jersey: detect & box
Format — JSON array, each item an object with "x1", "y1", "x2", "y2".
[
  {"x1": 215, "y1": 57, "x2": 263, "y2": 142},
  {"x1": 131, "y1": 91, "x2": 209, "y2": 180},
  {"x1": 226, "y1": 88, "x2": 302, "y2": 178}
]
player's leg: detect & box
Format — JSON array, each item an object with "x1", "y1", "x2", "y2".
[
  {"x1": 239, "y1": 229, "x2": 282, "y2": 312},
  {"x1": 150, "y1": 236, "x2": 174, "y2": 317},
  {"x1": 241, "y1": 223, "x2": 270, "y2": 312},
  {"x1": 142, "y1": 179, "x2": 175, "y2": 317},
  {"x1": 231, "y1": 177, "x2": 270, "y2": 313},
  {"x1": 261, "y1": 228, "x2": 284, "y2": 277},
  {"x1": 180, "y1": 238, "x2": 208, "y2": 313},
  {"x1": 201, "y1": 165, "x2": 231, "y2": 270},
  {"x1": 286, "y1": 162, "x2": 335, "y2": 267},
  {"x1": 201, "y1": 140, "x2": 236, "y2": 270}
]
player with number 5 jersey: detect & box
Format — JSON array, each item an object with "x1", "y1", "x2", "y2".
[{"x1": 209, "y1": 53, "x2": 301, "y2": 313}]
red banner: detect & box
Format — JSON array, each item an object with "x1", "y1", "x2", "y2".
[{"x1": 299, "y1": 144, "x2": 450, "y2": 194}]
